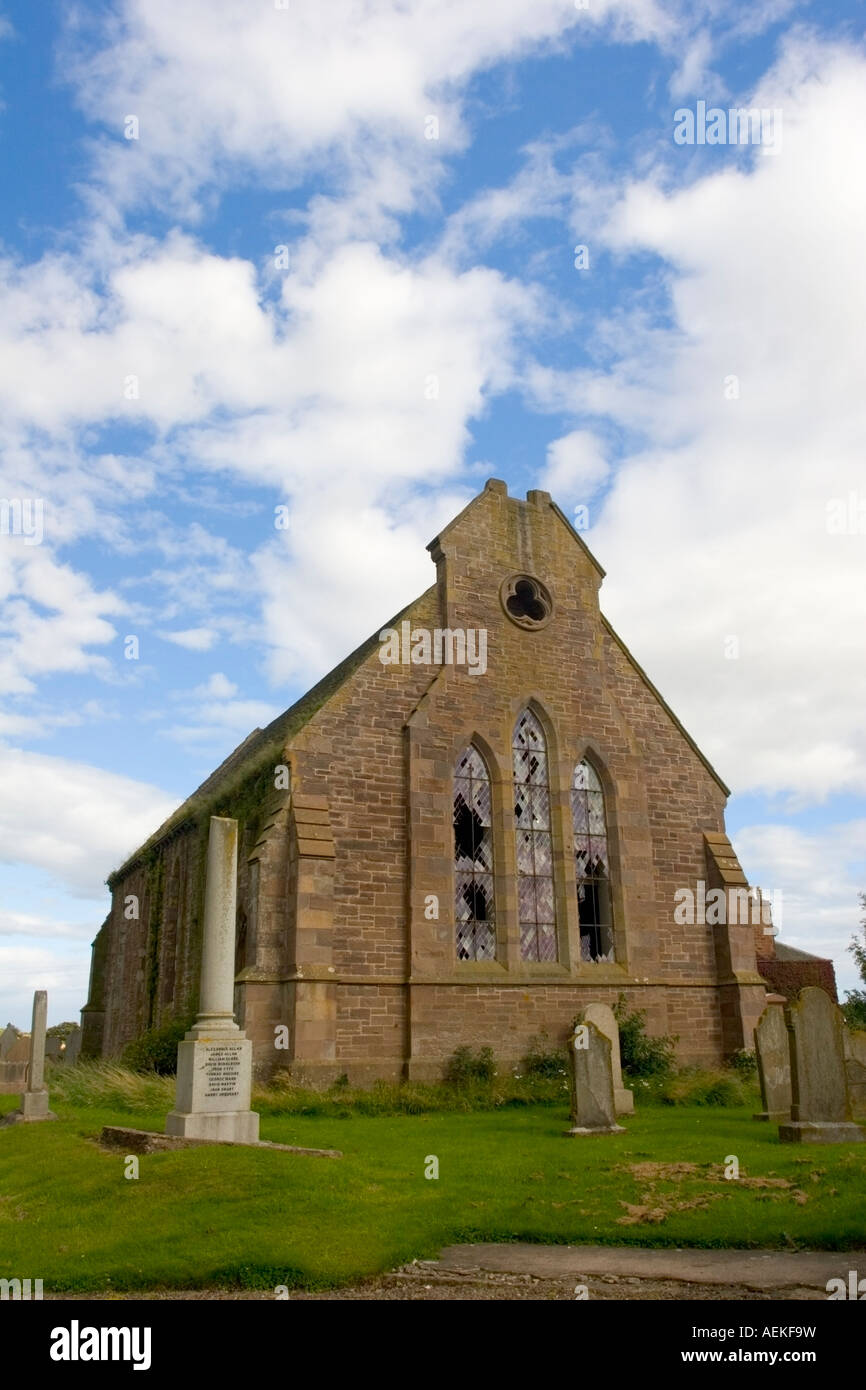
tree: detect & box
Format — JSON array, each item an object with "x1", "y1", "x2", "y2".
[
  {"x1": 841, "y1": 893, "x2": 866, "y2": 1030},
  {"x1": 46, "y1": 1022, "x2": 79, "y2": 1040}
]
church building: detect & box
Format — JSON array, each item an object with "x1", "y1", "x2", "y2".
[{"x1": 81, "y1": 480, "x2": 816, "y2": 1082}]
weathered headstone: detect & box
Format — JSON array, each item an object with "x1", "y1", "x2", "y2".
[
  {"x1": 843, "y1": 1028, "x2": 866, "y2": 1121},
  {"x1": 7, "y1": 1034, "x2": 30, "y2": 1063},
  {"x1": 0, "y1": 991, "x2": 58, "y2": 1125},
  {"x1": 580, "y1": 1003, "x2": 634, "y2": 1115},
  {"x1": 64, "y1": 1027, "x2": 83, "y2": 1067},
  {"x1": 565, "y1": 1020, "x2": 625, "y2": 1136},
  {"x1": 166, "y1": 817, "x2": 259, "y2": 1143},
  {"x1": 778, "y1": 988, "x2": 864, "y2": 1144},
  {"x1": 44, "y1": 1036, "x2": 62, "y2": 1062},
  {"x1": 0, "y1": 1025, "x2": 19, "y2": 1060},
  {"x1": 753, "y1": 998, "x2": 791, "y2": 1122}
]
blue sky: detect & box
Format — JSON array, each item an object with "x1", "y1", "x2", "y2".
[{"x1": 1, "y1": 0, "x2": 864, "y2": 1026}]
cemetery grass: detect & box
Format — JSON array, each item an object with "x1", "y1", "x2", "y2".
[{"x1": 1, "y1": 1091, "x2": 865, "y2": 1293}]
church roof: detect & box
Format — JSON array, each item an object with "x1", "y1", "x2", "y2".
[{"x1": 772, "y1": 942, "x2": 834, "y2": 965}]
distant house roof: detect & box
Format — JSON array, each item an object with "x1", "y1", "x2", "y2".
[{"x1": 772, "y1": 942, "x2": 833, "y2": 964}]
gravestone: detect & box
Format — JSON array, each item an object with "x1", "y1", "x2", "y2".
[
  {"x1": 778, "y1": 988, "x2": 864, "y2": 1144},
  {"x1": 0, "y1": 1025, "x2": 19, "y2": 1060},
  {"x1": 565, "y1": 1020, "x2": 625, "y2": 1136},
  {"x1": 753, "y1": 998, "x2": 791, "y2": 1122},
  {"x1": 7, "y1": 1034, "x2": 30, "y2": 1063},
  {"x1": 0, "y1": 991, "x2": 58, "y2": 1125},
  {"x1": 166, "y1": 817, "x2": 259, "y2": 1143},
  {"x1": 843, "y1": 1028, "x2": 866, "y2": 1121},
  {"x1": 44, "y1": 1036, "x2": 62, "y2": 1062},
  {"x1": 64, "y1": 1027, "x2": 83, "y2": 1067},
  {"x1": 580, "y1": 1003, "x2": 634, "y2": 1115}
]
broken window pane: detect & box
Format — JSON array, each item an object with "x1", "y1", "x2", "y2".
[
  {"x1": 572, "y1": 759, "x2": 615, "y2": 962},
  {"x1": 454, "y1": 747, "x2": 496, "y2": 960}
]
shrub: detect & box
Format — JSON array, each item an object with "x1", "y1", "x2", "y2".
[
  {"x1": 442, "y1": 1046, "x2": 496, "y2": 1087},
  {"x1": 841, "y1": 992, "x2": 866, "y2": 1031},
  {"x1": 121, "y1": 1014, "x2": 195, "y2": 1076},
  {"x1": 521, "y1": 1038, "x2": 568, "y2": 1080},
  {"x1": 613, "y1": 996, "x2": 678, "y2": 1078},
  {"x1": 728, "y1": 1047, "x2": 757, "y2": 1078}
]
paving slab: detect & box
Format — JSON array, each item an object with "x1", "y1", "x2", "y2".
[{"x1": 433, "y1": 1243, "x2": 866, "y2": 1294}]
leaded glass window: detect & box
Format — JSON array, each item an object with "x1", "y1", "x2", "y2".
[
  {"x1": 454, "y1": 746, "x2": 496, "y2": 961},
  {"x1": 513, "y1": 710, "x2": 558, "y2": 962},
  {"x1": 572, "y1": 759, "x2": 615, "y2": 962}
]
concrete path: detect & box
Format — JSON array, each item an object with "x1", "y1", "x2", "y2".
[{"x1": 423, "y1": 1243, "x2": 866, "y2": 1297}]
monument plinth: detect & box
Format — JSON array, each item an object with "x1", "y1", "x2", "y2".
[{"x1": 166, "y1": 817, "x2": 260, "y2": 1143}]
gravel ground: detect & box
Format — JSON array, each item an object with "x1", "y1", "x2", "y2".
[{"x1": 45, "y1": 1264, "x2": 823, "y2": 1301}]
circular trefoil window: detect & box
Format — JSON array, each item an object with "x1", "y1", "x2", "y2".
[{"x1": 500, "y1": 574, "x2": 554, "y2": 630}]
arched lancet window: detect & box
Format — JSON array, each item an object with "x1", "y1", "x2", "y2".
[
  {"x1": 513, "y1": 709, "x2": 557, "y2": 962},
  {"x1": 454, "y1": 746, "x2": 496, "y2": 961},
  {"x1": 572, "y1": 759, "x2": 615, "y2": 962}
]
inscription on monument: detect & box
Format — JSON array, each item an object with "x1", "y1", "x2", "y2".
[{"x1": 202, "y1": 1044, "x2": 243, "y2": 1100}]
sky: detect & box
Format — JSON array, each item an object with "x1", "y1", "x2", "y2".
[{"x1": 0, "y1": 0, "x2": 864, "y2": 1028}]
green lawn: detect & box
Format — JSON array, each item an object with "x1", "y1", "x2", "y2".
[{"x1": 1, "y1": 1091, "x2": 864, "y2": 1292}]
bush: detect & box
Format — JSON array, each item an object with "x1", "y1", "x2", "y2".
[
  {"x1": 613, "y1": 996, "x2": 678, "y2": 1078},
  {"x1": 443, "y1": 1045, "x2": 496, "y2": 1087},
  {"x1": 841, "y1": 991, "x2": 866, "y2": 1031},
  {"x1": 728, "y1": 1047, "x2": 757, "y2": 1078},
  {"x1": 121, "y1": 1014, "x2": 195, "y2": 1075},
  {"x1": 521, "y1": 1038, "x2": 568, "y2": 1080}
]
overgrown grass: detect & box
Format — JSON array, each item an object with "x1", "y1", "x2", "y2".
[
  {"x1": 630, "y1": 1067, "x2": 759, "y2": 1108},
  {"x1": 47, "y1": 1059, "x2": 571, "y2": 1118},
  {"x1": 47, "y1": 1058, "x2": 760, "y2": 1118}
]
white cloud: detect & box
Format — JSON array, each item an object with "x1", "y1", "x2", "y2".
[
  {"x1": 532, "y1": 37, "x2": 866, "y2": 803},
  {"x1": 0, "y1": 945, "x2": 91, "y2": 1030},
  {"x1": 63, "y1": 0, "x2": 675, "y2": 215},
  {"x1": 0, "y1": 227, "x2": 540, "y2": 690},
  {"x1": 0, "y1": 748, "x2": 176, "y2": 896},
  {"x1": 0, "y1": 545, "x2": 123, "y2": 695},
  {"x1": 193, "y1": 673, "x2": 238, "y2": 699},
  {"x1": 733, "y1": 818, "x2": 866, "y2": 995},
  {"x1": 0, "y1": 909, "x2": 94, "y2": 941},
  {"x1": 542, "y1": 429, "x2": 609, "y2": 500},
  {"x1": 159, "y1": 627, "x2": 218, "y2": 652}
]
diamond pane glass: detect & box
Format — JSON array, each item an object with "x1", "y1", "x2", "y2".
[
  {"x1": 535, "y1": 876, "x2": 554, "y2": 922},
  {"x1": 513, "y1": 710, "x2": 558, "y2": 962},
  {"x1": 538, "y1": 922, "x2": 557, "y2": 962},
  {"x1": 571, "y1": 758, "x2": 615, "y2": 963},
  {"x1": 533, "y1": 832, "x2": 552, "y2": 874},
  {"x1": 588, "y1": 792, "x2": 605, "y2": 835},
  {"x1": 518, "y1": 876, "x2": 536, "y2": 919},
  {"x1": 454, "y1": 747, "x2": 496, "y2": 960},
  {"x1": 517, "y1": 831, "x2": 534, "y2": 874}
]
